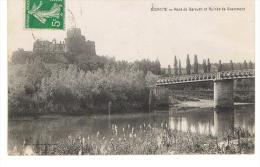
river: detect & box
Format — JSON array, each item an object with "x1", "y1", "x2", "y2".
[{"x1": 8, "y1": 103, "x2": 255, "y2": 152}]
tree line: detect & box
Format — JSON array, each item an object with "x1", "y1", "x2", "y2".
[
  {"x1": 11, "y1": 49, "x2": 162, "y2": 75},
  {"x1": 8, "y1": 58, "x2": 160, "y2": 116},
  {"x1": 166, "y1": 54, "x2": 254, "y2": 75}
]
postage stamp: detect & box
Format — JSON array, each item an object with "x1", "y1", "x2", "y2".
[{"x1": 25, "y1": 0, "x2": 64, "y2": 29}]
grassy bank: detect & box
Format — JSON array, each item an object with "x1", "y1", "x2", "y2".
[{"x1": 9, "y1": 123, "x2": 254, "y2": 155}]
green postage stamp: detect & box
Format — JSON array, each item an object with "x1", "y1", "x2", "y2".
[{"x1": 25, "y1": 0, "x2": 64, "y2": 29}]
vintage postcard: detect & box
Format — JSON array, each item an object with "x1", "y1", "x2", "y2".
[{"x1": 7, "y1": 0, "x2": 255, "y2": 155}]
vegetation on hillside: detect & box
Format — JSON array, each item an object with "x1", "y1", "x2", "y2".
[{"x1": 8, "y1": 61, "x2": 159, "y2": 116}]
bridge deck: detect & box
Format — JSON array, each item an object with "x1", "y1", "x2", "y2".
[{"x1": 156, "y1": 69, "x2": 255, "y2": 86}]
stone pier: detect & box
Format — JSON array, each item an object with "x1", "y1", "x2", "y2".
[
  {"x1": 153, "y1": 86, "x2": 170, "y2": 109},
  {"x1": 214, "y1": 80, "x2": 234, "y2": 108}
]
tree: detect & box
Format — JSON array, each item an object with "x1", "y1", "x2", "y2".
[
  {"x1": 154, "y1": 58, "x2": 161, "y2": 75},
  {"x1": 218, "y1": 60, "x2": 223, "y2": 72},
  {"x1": 178, "y1": 59, "x2": 182, "y2": 75},
  {"x1": 249, "y1": 61, "x2": 254, "y2": 69},
  {"x1": 243, "y1": 60, "x2": 248, "y2": 69},
  {"x1": 239, "y1": 63, "x2": 242, "y2": 70},
  {"x1": 168, "y1": 65, "x2": 171, "y2": 75},
  {"x1": 186, "y1": 54, "x2": 191, "y2": 75},
  {"x1": 132, "y1": 59, "x2": 161, "y2": 75},
  {"x1": 12, "y1": 49, "x2": 32, "y2": 64},
  {"x1": 24, "y1": 62, "x2": 51, "y2": 94},
  {"x1": 174, "y1": 55, "x2": 178, "y2": 75},
  {"x1": 193, "y1": 55, "x2": 198, "y2": 74},
  {"x1": 161, "y1": 68, "x2": 166, "y2": 75},
  {"x1": 202, "y1": 59, "x2": 207, "y2": 73},
  {"x1": 207, "y1": 58, "x2": 211, "y2": 73},
  {"x1": 230, "y1": 60, "x2": 234, "y2": 70}
]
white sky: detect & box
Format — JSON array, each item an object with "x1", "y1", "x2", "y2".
[{"x1": 8, "y1": 0, "x2": 254, "y2": 67}]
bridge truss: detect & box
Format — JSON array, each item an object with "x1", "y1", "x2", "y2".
[{"x1": 156, "y1": 69, "x2": 255, "y2": 86}]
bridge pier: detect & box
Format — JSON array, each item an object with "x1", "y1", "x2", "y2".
[
  {"x1": 156, "y1": 69, "x2": 254, "y2": 109},
  {"x1": 214, "y1": 80, "x2": 234, "y2": 108},
  {"x1": 153, "y1": 86, "x2": 170, "y2": 109}
]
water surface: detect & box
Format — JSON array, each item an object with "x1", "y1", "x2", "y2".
[{"x1": 8, "y1": 104, "x2": 255, "y2": 150}]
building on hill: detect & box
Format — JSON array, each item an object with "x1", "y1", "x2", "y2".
[
  {"x1": 85, "y1": 40, "x2": 96, "y2": 56},
  {"x1": 32, "y1": 39, "x2": 67, "y2": 63},
  {"x1": 65, "y1": 28, "x2": 96, "y2": 56},
  {"x1": 33, "y1": 39, "x2": 65, "y2": 55},
  {"x1": 11, "y1": 28, "x2": 96, "y2": 64}
]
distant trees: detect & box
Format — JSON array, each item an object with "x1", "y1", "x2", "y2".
[
  {"x1": 249, "y1": 61, "x2": 253, "y2": 69},
  {"x1": 207, "y1": 59, "x2": 211, "y2": 73},
  {"x1": 217, "y1": 59, "x2": 254, "y2": 71},
  {"x1": 193, "y1": 55, "x2": 198, "y2": 74},
  {"x1": 77, "y1": 54, "x2": 107, "y2": 72},
  {"x1": 174, "y1": 56, "x2": 178, "y2": 75},
  {"x1": 243, "y1": 60, "x2": 248, "y2": 69},
  {"x1": 218, "y1": 60, "x2": 223, "y2": 72},
  {"x1": 172, "y1": 55, "x2": 212, "y2": 74},
  {"x1": 12, "y1": 49, "x2": 32, "y2": 64},
  {"x1": 69, "y1": 56, "x2": 162, "y2": 75},
  {"x1": 170, "y1": 54, "x2": 255, "y2": 75},
  {"x1": 202, "y1": 59, "x2": 207, "y2": 73},
  {"x1": 168, "y1": 65, "x2": 171, "y2": 75},
  {"x1": 160, "y1": 68, "x2": 166, "y2": 75},
  {"x1": 186, "y1": 54, "x2": 191, "y2": 75},
  {"x1": 241, "y1": 60, "x2": 254, "y2": 69},
  {"x1": 239, "y1": 63, "x2": 242, "y2": 70},
  {"x1": 173, "y1": 56, "x2": 183, "y2": 75},
  {"x1": 230, "y1": 60, "x2": 234, "y2": 70},
  {"x1": 201, "y1": 59, "x2": 212, "y2": 73},
  {"x1": 154, "y1": 59, "x2": 161, "y2": 74},
  {"x1": 132, "y1": 59, "x2": 161, "y2": 75},
  {"x1": 201, "y1": 58, "x2": 211, "y2": 73},
  {"x1": 171, "y1": 55, "x2": 254, "y2": 75},
  {"x1": 234, "y1": 60, "x2": 254, "y2": 70},
  {"x1": 179, "y1": 59, "x2": 182, "y2": 75}
]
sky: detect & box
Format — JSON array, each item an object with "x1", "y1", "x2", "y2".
[{"x1": 8, "y1": 0, "x2": 254, "y2": 67}]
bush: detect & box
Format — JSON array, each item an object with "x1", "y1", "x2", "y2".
[{"x1": 9, "y1": 63, "x2": 159, "y2": 116}]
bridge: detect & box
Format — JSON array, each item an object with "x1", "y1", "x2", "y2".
[{"x1": 155, "y1": 69, "x2": 255, "y2": 108}]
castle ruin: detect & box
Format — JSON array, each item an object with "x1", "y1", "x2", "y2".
[{"x1": 12, "y1": 28, "x2": 96, "y2": 64}]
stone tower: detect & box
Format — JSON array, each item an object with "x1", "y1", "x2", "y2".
[{"x1": 65, "y1": 28, "x2": 96, "y2": 56}]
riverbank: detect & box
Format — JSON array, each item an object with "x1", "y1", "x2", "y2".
[
  {"x1": 8, "y1": 103, "x2": 255, "y2": 155},
  {"x1": 9, "y1": 123, "x2": 254, "y2": 155},
  {"x1": 174, "y1": 99, "x2": 254, "y2": 109}
]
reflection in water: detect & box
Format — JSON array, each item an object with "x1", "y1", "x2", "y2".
[
  {"x1": 168, "y1": 104, "x2": 254, "y2": 138},
  {"x1": 213, "y1": 108, "x2": 234, "y2": 137},
  {"x1": 8, "y1": 104, "x2": 254, "y2": 150},
  {"x1": 169, "y1": 108, "x2": 214, "y2": 135}
]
